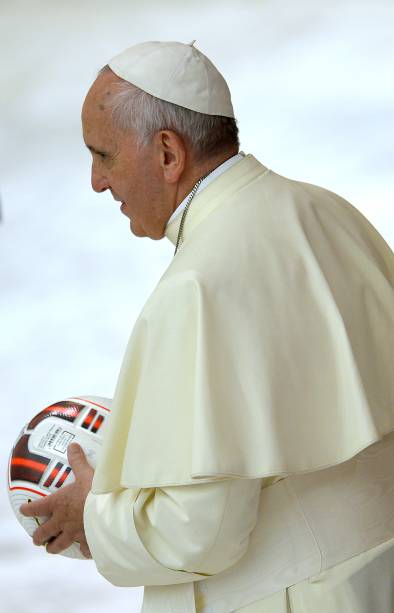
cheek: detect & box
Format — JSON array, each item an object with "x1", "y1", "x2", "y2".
[
  {"x1": 119, "y1": 153, "x2": 155, "y2": 209},
  {"x1": 131, "y1": 169, "x2": 151, "y2": 197}
]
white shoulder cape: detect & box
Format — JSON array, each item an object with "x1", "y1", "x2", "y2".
[{"x1": 92, "y1": 154, "x2": 394, "y2": 492}]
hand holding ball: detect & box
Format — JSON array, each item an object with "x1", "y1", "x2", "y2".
[{"x1": 7, "y1": 396, "x2": 111, "y2": 559}]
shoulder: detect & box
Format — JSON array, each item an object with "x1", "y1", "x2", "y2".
[{"x1": 156, "y1": 168, "x2": 391, "y2": 304}]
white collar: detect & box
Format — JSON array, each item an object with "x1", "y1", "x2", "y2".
[{"x1": 165, "y1": 151, "x2": 245, "y2": 228}]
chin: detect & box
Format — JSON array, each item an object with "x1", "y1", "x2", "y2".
[
  {"x1": 129, "y1": 219, "x2": 163, "y2": 240},
  {"x1": 129, "y1": 221, "x2": 146, "y2": 237}
]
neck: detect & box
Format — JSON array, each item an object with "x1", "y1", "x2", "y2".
[{"x1": 173, "y1": 148, "x2": 239, "y2": 214}]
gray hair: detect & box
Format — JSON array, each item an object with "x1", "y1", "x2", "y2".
[{"x1": 97, "y1": 65, "x2": 239, "y2": 163}]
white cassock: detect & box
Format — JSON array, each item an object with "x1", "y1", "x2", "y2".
[{"x1": 83, "y1": 153, "x2": 394, "y2": 612}]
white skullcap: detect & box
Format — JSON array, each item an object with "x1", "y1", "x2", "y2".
[{"x1": 108, "y1": 40, "x2": 234, "y2": 118}]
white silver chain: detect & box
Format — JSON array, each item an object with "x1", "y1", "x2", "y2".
[{"x1": 174, "y1": 172, "x2": 212, "y2": 255}]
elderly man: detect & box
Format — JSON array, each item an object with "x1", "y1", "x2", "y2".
[{"x1": 21, "y1": 41, "x2": 394, "y2": 613}]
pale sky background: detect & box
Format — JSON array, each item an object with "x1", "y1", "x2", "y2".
[{"x1": 1, "y1": 1, "x2": 393, "y2": 611}]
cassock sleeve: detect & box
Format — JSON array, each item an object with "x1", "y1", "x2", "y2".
[{"x1": 83, "y1": 476, "x2": 264, "y2": 587}]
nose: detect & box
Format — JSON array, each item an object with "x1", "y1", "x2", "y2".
[{"x1": 91, "y1": 164, "x2": 110, "y2": 193}]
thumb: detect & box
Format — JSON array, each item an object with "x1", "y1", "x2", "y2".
[{"x1": 67, "y1": 442, "x2": 90, "y2": 474}]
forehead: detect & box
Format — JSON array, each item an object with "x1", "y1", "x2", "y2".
[{"x1": 81, "y1": 72, "x2": 121, "y2": 148}]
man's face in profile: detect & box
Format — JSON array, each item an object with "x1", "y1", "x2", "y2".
[{"x1": 81, "y1": 71, "x2": 168, "y2": 239}]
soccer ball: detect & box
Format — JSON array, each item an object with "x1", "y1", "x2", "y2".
[{"x1": 7, "y1": 395, "x2": 111, "y2": 559}]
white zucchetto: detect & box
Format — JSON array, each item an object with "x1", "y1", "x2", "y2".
[{"x1": 108, "y1": 40, "x2": 234, "y2": 118}]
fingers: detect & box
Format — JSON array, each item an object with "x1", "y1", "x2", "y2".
[
  {"x1": 45, "y1": 531, "x2": 73, "y2": 555},
  {"x1": 44, "y1": 529, "x2": 92, "y2": 558},
  {"x1": 20, "y1": 496, "x2": 51, "y2": 518},
  {"x1": 67, "y1": 443, "x2": 90, "y2": 474},
  {"x1": 78, "y1": 540, "x2": 92, "y2": 559},
  {"x1": 19, "y1": 451, "x2": 93, "y2": 557},
  {"x1": 79, "y1": 545, "x2": 92, "y2": 559},
  {"x1": 32, "y1": 516, "x2": 60, "y2": 547},
  {"x1": 20, "y1": 486, "x2": 65, "y2": 517}
]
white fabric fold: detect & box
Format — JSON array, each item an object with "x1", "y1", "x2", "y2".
[
  {"x1": 84, "y1": 487, "x2": 206, "y2": 587},
  {"x1": 84, "y1": 477, "x2": 264, "y2": 599},
  {"x1": 85, "y1": 432, "x2": 394, "y2": 612},
  {"x1": 91, "y1": 155, "x2": 394, "y2": 492}
]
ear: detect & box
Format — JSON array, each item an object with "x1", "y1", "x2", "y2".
[{"x1": 154, "y1": 130, "x2": 186, "y2": 184}]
